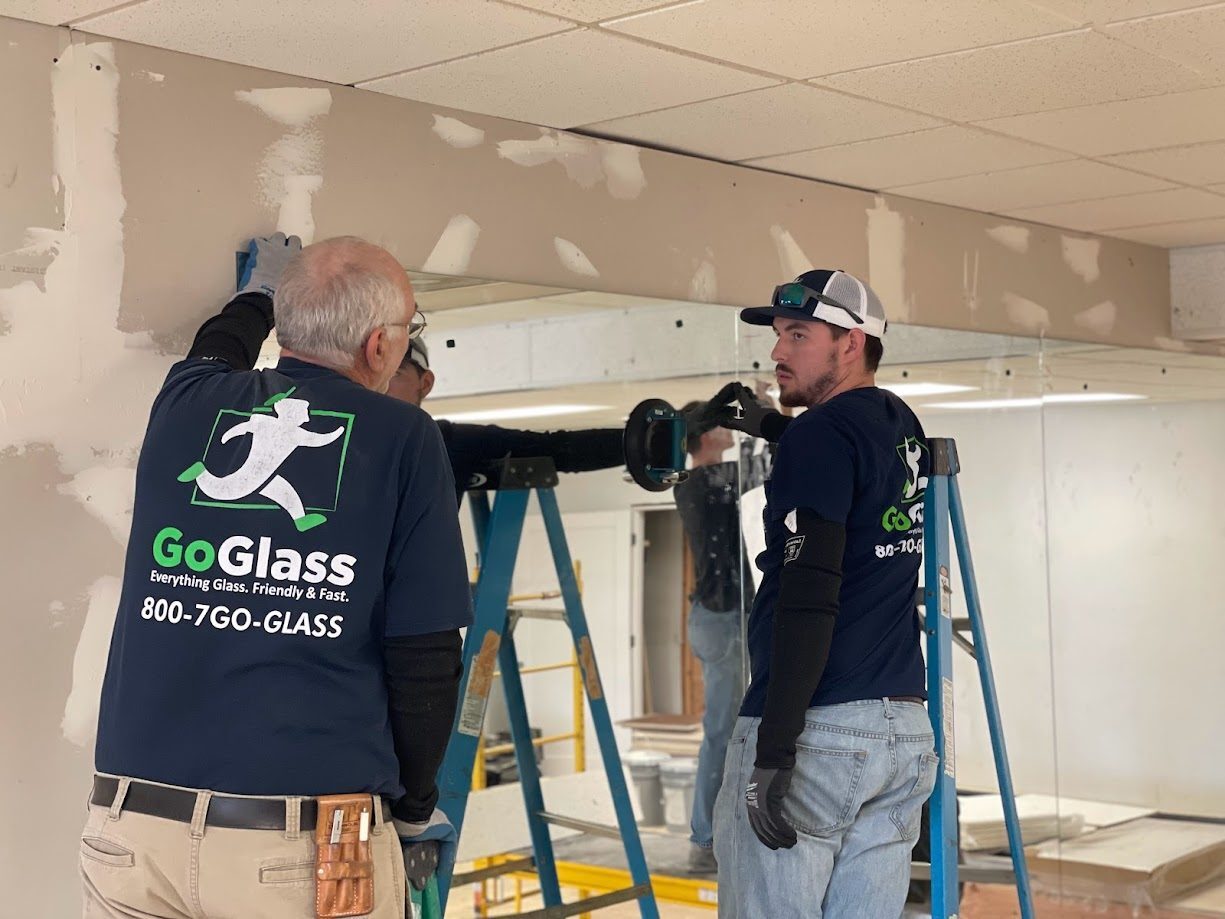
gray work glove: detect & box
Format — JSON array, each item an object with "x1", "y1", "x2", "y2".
[
  {"x1": 745, "y1": 764, "x2": 798, "y2": 850},
  {"x1": 394, "y1": 810, "x2": 457, "y2": 892},
  {"x1": 237, "y1": 232, "x2": 301, "y2": 298},
  {"x1": 701, "y1": 382, "x2": 788, "y2": 442}
]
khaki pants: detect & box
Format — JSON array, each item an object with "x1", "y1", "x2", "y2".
[{"x1": 80, "y1": 778, "x2": 407, "y2": 919}]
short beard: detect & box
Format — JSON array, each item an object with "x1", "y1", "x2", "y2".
[{"x1": 779, "y1": 365, "x2": 838, "y2": 408}]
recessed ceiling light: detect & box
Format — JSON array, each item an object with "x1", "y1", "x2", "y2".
[
  {"x1": 433, "y1": 404, "x2": 610, "y2": 423},
  {"x1": 879, "y1": 382, "x2": 978, "y2": 398},
  {"x1": 1042, "y1": 393, "x2": 1145, "y2": 405},
  {"x1": 927, "y1": 393, "x2": 1145, "y2": 410}
]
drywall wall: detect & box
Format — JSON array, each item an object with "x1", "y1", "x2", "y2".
[{"x1": 0, "y1": 14, "x2": 1215, "y2": 913}]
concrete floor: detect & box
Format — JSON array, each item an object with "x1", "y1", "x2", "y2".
[{"x1": 446, "y1": 882, "x2": 1225, "y2": 917}]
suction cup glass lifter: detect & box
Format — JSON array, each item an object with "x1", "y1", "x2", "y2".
[{"x1": 623, "y1": 399, "x2": 690, "y2": 492}]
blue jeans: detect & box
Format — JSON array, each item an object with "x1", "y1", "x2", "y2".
[
  {"x1": 714, "y1": 699, "x2": 937, "y2": 918},
  {"x1": 688, "y1": 602, "x2": 745, "y2": 849}
]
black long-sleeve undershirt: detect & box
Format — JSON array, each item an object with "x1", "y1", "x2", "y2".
[
  {"x1": 756, "y1": 509, "x2": 847, "y2": 770},
  {"x1": 384, "y1": 630, "x2": 463, "y2": 822}
]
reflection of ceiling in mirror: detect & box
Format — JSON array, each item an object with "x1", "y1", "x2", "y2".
[{"x1": 410, "y1": 273, "x2": 1225, "y2": 429}]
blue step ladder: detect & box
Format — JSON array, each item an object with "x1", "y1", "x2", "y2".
[
  {"x1": 922, "y1": 438, "x2": 1034, "y2": 919},
  {"x1": 435, "y1": 457, "x2": 659, "y2": 919}
]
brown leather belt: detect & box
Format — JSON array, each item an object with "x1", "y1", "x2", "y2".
[
  {"x1": 886, "y1": 696, "x2": 925, "y2": 704},
  {"x1": 91, "y1": 776, "x2": 389, "y2": 832}
]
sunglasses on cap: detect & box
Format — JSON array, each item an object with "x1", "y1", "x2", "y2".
[{"x1": 772, "y1": 282, "x2": 864, "y2": 327}]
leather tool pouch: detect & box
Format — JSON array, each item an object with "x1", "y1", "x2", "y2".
[{"x1": 314, "y1": 794, "x2": 375, "y2": 918}]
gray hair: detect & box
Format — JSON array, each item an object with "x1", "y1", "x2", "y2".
[{"x1": 274, "y1": 236, "x2": 405, "y2": 369}]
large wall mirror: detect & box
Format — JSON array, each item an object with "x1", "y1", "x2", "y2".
[{"x1": 398, "y1": 269, "x2": 1225, "y2": 916}]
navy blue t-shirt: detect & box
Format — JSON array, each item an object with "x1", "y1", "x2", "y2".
[
  {"x1": 741, "y1": 387, "x2": 928, "y2": 715},
  {"x1": 95, "y1": 357, "x2": 473, "y2": 798}
]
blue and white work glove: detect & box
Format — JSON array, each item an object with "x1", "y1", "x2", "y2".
[
  {"x1": 395, "y1": 809, "x2": 458, "y2": 892},
  {"x1": 237, "y1": 232, "x2": 301, "y2": 298}
]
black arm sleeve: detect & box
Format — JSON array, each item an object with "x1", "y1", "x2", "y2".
[
  {"x1": 384, "y1": 629, "x2": 463, "y2": 823},
  {"x1": 760, "y1": 412, "x2": 793, "y2": 444},
  {"x1": 444, "y1": 423, "x2": 625, "y2": 477},
  {"x1": 185, "y1": 292, "x2": 274, "y2": 369},
  {"x1": 756, "y1": 509, "x2": 847, "y2": 770}
]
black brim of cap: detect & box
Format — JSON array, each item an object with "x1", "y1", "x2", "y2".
[{"x1": 739, "y1": 305, "x2": 812, "y2": 325}]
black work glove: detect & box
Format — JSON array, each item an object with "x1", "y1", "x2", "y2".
[
  {"x1": 745, "y1": 764, "x2": 798, "y2": 850},
  {"x1": 700, "y1": 382, "x2": 789, "y2": 442}
]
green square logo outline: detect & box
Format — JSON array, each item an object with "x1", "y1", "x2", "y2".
[{"x1": 188, "y1": 407, "x2": 356, "y2": 513}]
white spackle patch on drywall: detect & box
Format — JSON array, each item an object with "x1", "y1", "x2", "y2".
[
  {"x1": 600, "y1": 143, "x2": 646, "y2": 200},
  {"x1": 963, "y1": 250, "x2": 981, "y2": 312},
  {"x1": 1062, "y1": 236, "x2": 1101, "y2": 284},
  {"x1": 867, "y1": 197, "x2": 908, "y2": 321},
  {"x1": 278, "y1": 174, "x2": 323, "y2": 243},
  {"x1": 1075, "y1": 300, "x2": 1117, "y2": 336},
  {"x1": 554, "y1": 237, "x2": 600, "y2": 278},
  {"x1": 61, "y1": 575, "x2": 121, "y2": 747},
  {"x1": 1003, "y1": 292, "x2": 1051, "y2": 334},
  {"x1": 235, "y1": 87, "x2": 331, "y2": 127},
  {"x1": 136, "y1": 70, "x2": 164, "y2": 83},
  {"x1": 57, "y1": 464, "x2": 136, "y2": 544},
  {"x1": 0, "y1": 43, "x2": 173, "y2": 747},
  {"x1": 423, "y1": 215, "x2": 481, "y2": 276},
  {"x1": 986, "y1": 225, "x2": 1030, "y2": 254},
  {"x1": 689, "y1": 254, "x2": 717, "y2": 303},
  {"x1": 497, "y1": 130, "x2": 646, "y2": 199},
  {"x1": 1153, "y1": 336, "x2": 1193, "y2": 353},
  {"x1": 236, "y1": 87, "x2": 332, "y2": 244},
  {"x1": 770, "y1": 225, "x2": 812, "y2": 278},
  {"x1": 0, "y1": 226, "x2": 66, "y2": 293},
  {"x1": 432, "y1": 114, "x2": 485, "y2": 149}
]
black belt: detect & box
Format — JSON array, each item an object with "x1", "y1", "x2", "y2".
[{"x1": 91, "y1": 776, "x2": 389, "y2": 831}]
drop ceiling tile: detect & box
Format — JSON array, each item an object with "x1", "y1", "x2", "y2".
[
  {"x1": 1107, "y1": 216, "x2": 1225, "y2": 246},
  {"x1": 1023, "y1": 0, "x2": 1223, "y2": 25},
  {"x1": 603, "y1": 0, "x2": 1076, "y2": 80},
  {"x1": 0, "y1": 1, "x2": 128, "y2": 24},
  {"x1": 362, "y1": 28, "x2": 777, "y2": 128},
  {"x1": 74, "y1": 0, "x2": 572, "y2": 84},
  {"x1": 1102, "y1": 141, "x2": 1225, "y2": 186},
  {"x1": 1006, "y1": 187, "x2": 1225, "y2": 231},
  {"x1": 582, "y1": 84, "x2": 942, "y2": 163},
  {"x1": 889, "y1": 160, "x2": 1174, "y2": 212},
  {"x1": 503, "y1": 0, "x2": 677, "y2": 21},
  {"x1": 814, "y1": 30, "x2": 1207, "y2": 122},
  {"x1": 1105, "y1": 4, "x2": 1225, "y2": 82},
  {"x1": 744, "y1": 126, "x2": 1069, "y2": 189},
  {"x1": 979, "y1": 85, "x2": 1225, "y2": 156}
]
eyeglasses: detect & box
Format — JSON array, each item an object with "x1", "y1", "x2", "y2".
[
  {"x1": 772, "y1": 283, "x2": 863, "y2": 326},
  {"x1": 386, "y1": 310, "x2": 428, "y2": 340}
]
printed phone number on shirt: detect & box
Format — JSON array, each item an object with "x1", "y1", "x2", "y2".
[
  {"x1": 139, "y1": 596, "x2": 344, "y2": 638},
  {"x1": 875, "y1": 536, "x2": 924, "y2": 559}
]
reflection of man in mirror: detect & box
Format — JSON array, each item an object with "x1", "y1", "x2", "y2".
[
  {"x1": 388, "y1": 337, "x2": 628, "y2": 503},
  {"x1": 705, "y1": 270, "x2": 934, "y2": 919},
  {"x1": 672, "y1": 402, "x2": 766, "y2": 875}
]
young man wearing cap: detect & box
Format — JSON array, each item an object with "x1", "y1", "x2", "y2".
[
  {"x1": 389, "y1": 337, "x2": 627, "y2": 503},
  {"x1": 709, "y1": 270, "x2": 936, "y2": 918}
]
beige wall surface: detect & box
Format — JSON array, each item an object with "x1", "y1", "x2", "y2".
[{"x1": 0, "y1": 15, "x2": 1207, "y2": 914}]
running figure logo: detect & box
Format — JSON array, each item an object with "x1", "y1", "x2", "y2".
[
  {"x1": 898, "y1": 437, "x2": 928, "y2": 504},
  {"x1": 178, "y1": 390, "x2": 349, "y2": 532}
]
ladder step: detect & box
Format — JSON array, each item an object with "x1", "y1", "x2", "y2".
[
  {"x1": 537, "y1": 811, "x2": 623, "y2": 840},
  {"x1": 910, "y1": 861, "x2": 1017, "y2": 885},
  {"x1": 509, "y1": 605, "x2": 569, "y2": 622},
  {"x1": 501, "y1": 884, "x2": 651, "y2": 919},
  {"x1": 450, "y1": 856, "x2": 536, "y2": 887}
]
